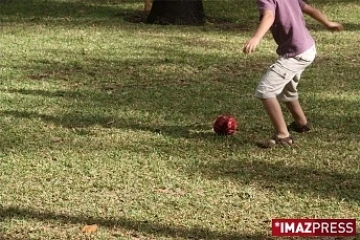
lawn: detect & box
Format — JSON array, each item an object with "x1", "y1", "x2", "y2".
[{"x1": 0, "y1": 0, "x2": 359, "y2": 239}]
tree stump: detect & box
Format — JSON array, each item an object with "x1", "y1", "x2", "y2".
[{"x1": 147, "y1": 0, "x2": 205, "y2": 25}]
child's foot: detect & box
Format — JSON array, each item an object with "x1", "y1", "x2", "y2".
[
  {"x1": 256, "y1": 134, "x2": 294, "y2": 149},
  {"x1": 288, "y1": 120, "x2": 312, "y2": 133}
]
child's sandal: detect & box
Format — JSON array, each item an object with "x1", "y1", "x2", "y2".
[{"x1": 288, "y1": 120, "x2": 312, "y2": 133}]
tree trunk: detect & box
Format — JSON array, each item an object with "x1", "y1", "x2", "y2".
[
  {"x1": 144, "y1": 0, "x2": 152, "y2": 12},
  {"x1": 147, "y1": 0, "x2": 205, "y2": 25}
]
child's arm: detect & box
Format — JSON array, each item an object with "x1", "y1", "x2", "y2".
[
  {"x1": 302, "y1": 4, "x2": 343, "y2": 31},
  {"x1": 243, "y1": 10, "x2": 275, "y2": 54}
]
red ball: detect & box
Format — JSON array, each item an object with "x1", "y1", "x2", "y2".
[{"x1": 213, "y1": 115, "x2": 237, "y2": 135}]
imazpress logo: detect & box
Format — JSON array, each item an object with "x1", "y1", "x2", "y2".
[{"x1": 271, "y1": 218, "x2": 356, "y2": 237}]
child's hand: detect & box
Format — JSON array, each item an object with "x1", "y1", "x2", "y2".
[
  {"x1": 326, "y1": 22, "x2": 343, "y2": 32},
  {"x1": 243, "y1": 37, "x2": 261, "y2": 55}
]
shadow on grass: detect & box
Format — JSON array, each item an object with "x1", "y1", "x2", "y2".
[
  {"x1": 0, "y1": 0, "x2": 123, "y2": 22},
  {"x1": 4, "y1": 83, "x2": 360, "y2": 136},
  {"x1": 198, "y1": 158, "x2": 360, "y2": 202},
  {"x1": 2, "y1": 0, "x2": 357, "y2": 33},
  {"x1": 0, "y1": 206, "x2": 268, "y2": 240},
  {"x1": 0, "y1": 108, "x2": 224, "y2": 141},
  {"x1": 0, "y1": 0, "x2": 255, "y2": 29}
]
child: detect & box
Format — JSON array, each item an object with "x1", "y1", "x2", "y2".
[{"x1": 243, "y1": 0, "x2": 343, "y2": 148}]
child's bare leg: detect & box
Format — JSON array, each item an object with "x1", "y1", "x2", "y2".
[
  {"x1": 261, "y1": 98, "x2": 290, "y2": 138},
  {"x1": 285, "y1": 100, "x2": 308, "y2": 126}
]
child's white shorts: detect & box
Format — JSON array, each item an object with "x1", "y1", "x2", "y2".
[{"x1": 254, "y1": 45, "x2": 317, "y2": 102}]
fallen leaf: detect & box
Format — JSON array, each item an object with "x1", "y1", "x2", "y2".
[
  {"x1": 157, "y1": 188, "x2": 170, "y2": 194},
  {"x1": 81, "y1": 224, "x2": 98, "y2": 234}
]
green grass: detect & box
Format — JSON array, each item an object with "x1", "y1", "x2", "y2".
[{"x1": 0, "y1": 0, "x2": 360, "y2": 239}]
